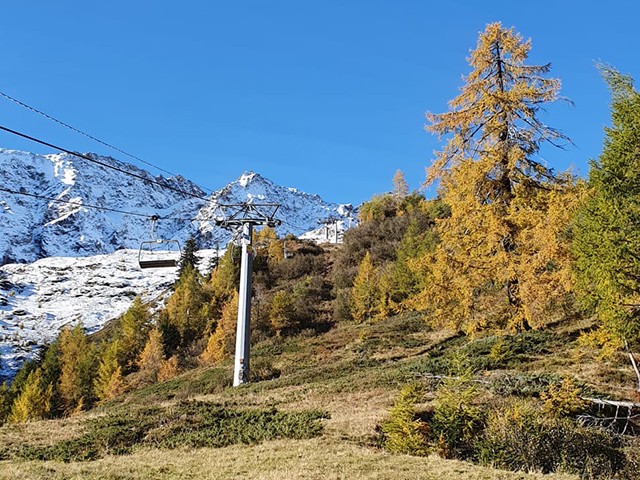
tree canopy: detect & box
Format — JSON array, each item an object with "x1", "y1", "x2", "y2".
[{"x1": 413, "y1": 22, "x2": 577, "y2": 332}]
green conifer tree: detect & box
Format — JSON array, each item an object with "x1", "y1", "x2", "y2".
[
  {"x1": 39, "y1": 340, "x2": 63, "y2": 417},
  {"x1": 572, "y1": 66, "x2": 640, "y2": 388},
  {"x1": 178, "y1": 236, "x2": 199, "y2": 278},
  {"x1": 269, "y1": 290, "x2": 296, "y2": 335},
  {"x1": 0, "y1": 382, "x2": 11, "y2": 424}
]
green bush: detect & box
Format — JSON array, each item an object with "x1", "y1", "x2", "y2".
[
  {"x1": 0, "y1": 401, "x2": 329, "y2": 462},
  {"x1": 250, "y1": 357, "x2": 281, "y2": 382},
  {"x1": 490, "y1": 372, "x2": 561, "y2": 397},
  {"x1": 381, "y1": 382, "x2": 430, "y2": 456},
  {"x1": 477, "y1": 400, "x2": 625, "y2": 479},
  {"x1": 431, "y1": 372, "x2": 484, "y2": 459}
]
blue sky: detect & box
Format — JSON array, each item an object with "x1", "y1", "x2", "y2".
[{"x1": 0, "y1": 1, "x2": 638, "y2": 205}]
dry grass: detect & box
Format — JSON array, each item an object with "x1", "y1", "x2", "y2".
[
  {"x1": 0, "y1": 438, "x2": 578, "y2": 480},
  {"x1": 0, "y1": 415, "x2": 86, "y2": 450},
  {"x1": 0, "y1": 313, "x2": 635, "y2": 479}
]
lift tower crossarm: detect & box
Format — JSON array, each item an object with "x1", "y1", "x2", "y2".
[{"x1": 214, "y1": 203, "x2": 281, "y2": 386}]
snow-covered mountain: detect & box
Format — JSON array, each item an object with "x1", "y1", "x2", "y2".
[
  {"x1": 0, "y1": 148, "x2": 355, "y2": 264},
  {"x1": 0, "y1": 148, "x2": 355, "y2": 378}
]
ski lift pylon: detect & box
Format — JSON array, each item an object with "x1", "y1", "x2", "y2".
[{"x1": 138, "y1": 215, "x2": 182, "y2": 269}]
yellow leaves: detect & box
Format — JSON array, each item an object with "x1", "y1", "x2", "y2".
[
  {"x1": 351, "y1": 252, "x2": 379, "y2": 323},
  {"x1": 200, "y1": 291, "x2": 238, "y2": 365},
  {"x1": 8, "y1": 368, "x2": 52, "y2": 423},
  {"x1": 136, "y1": 329, "x2": 165, "y2": 384},
  {"x1": 418, "y1": 22, "x2": 575, "y2": 333},
  {"x1": 541, "y1": 377, "x2": 589, "y2": 418}
]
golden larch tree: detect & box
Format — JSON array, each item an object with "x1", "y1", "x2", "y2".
[
  {"x1": 351, "y1": 252, "x2": 380, "y2": 323},
  {"x1": 59, "y1": 324, "x2": 96, "y2": 413},
  {"x1": 136, "y1": 329, "x2": 165, "y2": 384},
  {"x1": 393, "y1": 169, "x2": 409, "y2": 197},
  {"x1": 414, "y1": 22, "x2": 578, "y2": 332},
  {"x1": 200, "y1": 291, "x2": 239, "y2": 365},
  {"x1": 8, "y1": 368, "x2": 52, "y2": 423},
  {"x1": 94, "y1": 340, "x2": 126, "y2": 401}
]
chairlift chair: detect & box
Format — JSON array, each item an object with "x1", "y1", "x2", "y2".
[
  {"x1": 138, "y1": 239, "x2": 182, "y2": 269},
  {"x1": 138, "y1": 215, "x2": 182, "y2": 269}
]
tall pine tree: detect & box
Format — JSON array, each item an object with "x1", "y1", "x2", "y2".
[
  {"x1": 572, "y1": 66, "x2": 640, "y2": 388},
  {"x1": 414, "y1": 22, "x2": 578, "y2": 332},
  {"x1": 178, "y1": 236, "x2": 199, "y2": 278}
]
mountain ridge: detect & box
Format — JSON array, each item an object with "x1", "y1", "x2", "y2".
[{"x1": 0, "y1": 148, "x2": 355, "y2": 264}]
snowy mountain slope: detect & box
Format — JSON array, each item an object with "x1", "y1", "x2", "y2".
[
  {"x1": 0, "y1": 147, "x2": 355, "y2": 377},
  {"x1": 0, "y1": 149, "x2": 354, "y2": 264},
  {"x1": 0, "y1": 249, "x2": 218, "y2": 379}
]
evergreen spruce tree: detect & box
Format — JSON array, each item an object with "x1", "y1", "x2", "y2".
[
  {"x1": 269, "y1": 290, "x2": 296, "y2": 335},
  {"x1": 39, "y1": 340, "x2": 63, "y2": 416},
  {"x1": 0, "y1": 382, "x2": 11, "y2": 424},
  {"x1": 8, "y1": 368, "x2": 52, "y2": 423},
  {"x1": 415, "y1": 22, "x2": 578, "y2": 332},
  {"x1": 8, "y1": 358, "x2": 38, "y2": 403},
  {"x1": 209, "y1": 246, "x2": 240, "y2": 296},
  {"x1": 572, "y1": 66, "x2": 640, "y2": 388},
  {"x1": 178, "y1": 236, "x2": 199, "y2": 278}
]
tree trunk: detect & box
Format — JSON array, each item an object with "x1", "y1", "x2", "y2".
[{"x1": 628, "y1": 351, "x2": 640, "y2": 392}]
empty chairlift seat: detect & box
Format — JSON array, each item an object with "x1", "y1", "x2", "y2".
[{"x1": 138, "y1": 239, "x2": 182, "y2": 269}]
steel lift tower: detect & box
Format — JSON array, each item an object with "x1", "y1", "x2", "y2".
[{"x1": 215, "y1": 203, "x2": 281, "y2": 386}]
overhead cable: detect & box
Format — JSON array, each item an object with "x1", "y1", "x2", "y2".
[
  {"x1": 0, "y1": 89, "x2": 211, "y2": 187},
  {"x1": 0, "y1": 186, "x2": 156, "y2": 218},
  {"x1": 0, "y1": 125, "x2": 210, "y2": 202}
]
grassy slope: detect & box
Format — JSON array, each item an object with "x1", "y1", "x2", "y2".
[{"x1": 1, "y1": 311, "x2": 637, "y2": 480}]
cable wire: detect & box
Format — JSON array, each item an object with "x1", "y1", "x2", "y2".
[
  {"x1": 0, "y1": 89, "x2": 215, "y2": 190},
  {"x1": 0, "y1": 125, "x2": 210, "y2": 201},
  {"x1": 0, "y1": 186, "x2": 156, "y2": 218}
]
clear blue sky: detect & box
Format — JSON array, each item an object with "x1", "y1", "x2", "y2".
[{"x1": 0, "y1": 1, "x2": 638, "y2": 205}]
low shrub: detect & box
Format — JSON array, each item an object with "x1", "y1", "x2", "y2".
[
  {"x1": 477, "y1": 399, "x2": 625, "y2": 479},
  {"x1": 490, "y1": 372, "x2": 561, "y2": 397},
  {"x1": 431, "y1": 372, "x2": 484, "y2": 459},
  {"x1": 541, "y1": 377, "x2": 590, "y2": 418},
  {"x1": 1, "y1": 401, "x2": 329, "y2": 462},
  {"x1": 380, "y1": 382, "x2": 430, "y2": 456},
  {"x1": 250, "y1": 358, "x2": 281, "y2": 382}
]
